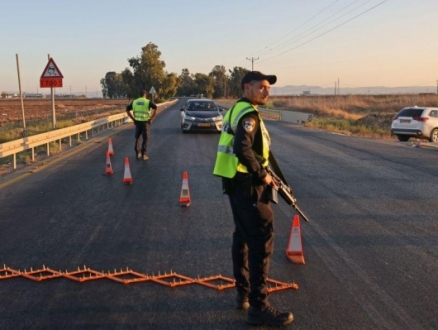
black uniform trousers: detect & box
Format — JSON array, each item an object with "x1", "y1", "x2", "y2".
[
  {"x1": 228, "y1": 177, "x2": 274, "y2": 309},
  {"x1": 134, "y1": 120, "x2": 151, "y2": 154}
]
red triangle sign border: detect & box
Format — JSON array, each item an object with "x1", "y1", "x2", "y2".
[{"x1": 40, "y1": 58, "x2": 64, "y2": 79}]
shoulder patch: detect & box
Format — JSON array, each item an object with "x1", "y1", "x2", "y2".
[{"x1": 242, "y1": 118, "x2": 256, "y2": 133}]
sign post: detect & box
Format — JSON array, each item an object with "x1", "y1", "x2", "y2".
[
  {"x1": 149, "y1": 86, "x2": 156, "y2": 103},
  {"x1": 40, "y1": 56, "x2": 63, "y2": 129}
]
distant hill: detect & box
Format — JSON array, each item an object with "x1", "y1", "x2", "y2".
[{"x1": 272, "y1": 85, "x2": 437, "y2": 96}]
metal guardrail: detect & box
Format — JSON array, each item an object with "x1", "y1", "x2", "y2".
[
  {"x1": 215, "y1": 101, "x2": 312, "y2": 124},
  {"x1": 0, "y1": 100, "x2": 177, "y2": 169}
]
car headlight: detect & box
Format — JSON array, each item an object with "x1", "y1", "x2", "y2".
[
  {"x1": 184, "y1": 114, "x2": 196, "y2": 121},
  {"x1": 212, "y1": 116, "x2": 223, "y2": 121}
]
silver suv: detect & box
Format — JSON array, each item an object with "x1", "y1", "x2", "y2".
[{"x1": 391, "y1": 106, "x2": 438, "y2": 142}]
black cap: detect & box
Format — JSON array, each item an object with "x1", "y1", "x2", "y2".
[{"x1": 241, "y1": 71, "x2": 277, "y2": 89}]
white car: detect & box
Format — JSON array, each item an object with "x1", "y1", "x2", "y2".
[{"x1": 391, "y1": 106, "x2": 438, "y2": 142}]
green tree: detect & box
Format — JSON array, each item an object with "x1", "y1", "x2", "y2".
[
  {"x1": 177, "y1": 68, "x2": 196, "y2": 96},
  {"x1": 209, "y1": 65, "x2": 228, "y2": 99},
  {"x1": 100, "y1": 72, "x2": 127, "y2": 99},
  {"x1": 159, "y1": 72, "x2": 180, "y2": 102},
  {"x1": 120, "y1": 68, "x2": 135, "y2": 101},
  {"x1": 228, "y1": 67, "x2": 249, "y2": 98},
  {"x1": 193, "y1": 73, "x2": 215, "y2": 98},
  {"x1": 125, "y1": 42, "x2": 179, "y2": 102}
]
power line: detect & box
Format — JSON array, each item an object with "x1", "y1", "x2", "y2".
[
  {"x1": 260, "y1": 0, "x2": 370, "y2": 56},
  {"x1": 258, "y1": 0, "x2": 388, "y2": 64},
  {"x1": 252, "y1": 0, "x2": 340, "y2": 57}
]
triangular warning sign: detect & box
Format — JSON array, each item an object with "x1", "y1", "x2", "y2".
[{"x1": 40, "y1": 58, "x2": 64, "y2": 78}]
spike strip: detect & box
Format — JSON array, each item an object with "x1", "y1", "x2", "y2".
[
  {"x1": 150, "y1": 272, "x2": 196, "y2": 288},
  {"x1": 21, "y1": 266, "x2": 63, "y2": 282},
  {"x1": 196, "y1": 275, "x2": 236, "y2": 290},
  {"x1": 266, "y1": 278, "x2": 299, "y2": 293},
  {"x1": 105, "y1": 268, "x2": 150, "y2": 284},
  {"x1": 0, "y1": 265, "x2": 298, "y2": 293},
  {"x1": 0, "y1": 265, "x2": 21, "y2": 279},
  {"x1": 62, "y1": 267, "x2": 106, "y2": 283}
]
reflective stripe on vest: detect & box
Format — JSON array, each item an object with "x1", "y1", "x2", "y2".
[
  {"x1": 236, "y1": 118, "x2": 270, "y2": 173},
  {"x1": 133, "y1": 97, "x2": 151, "y2": 121},
  {"x1": 213, "y1": 101, "x2": 270, "y2": 178}
]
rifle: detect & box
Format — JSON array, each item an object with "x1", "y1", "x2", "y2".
[{"x1": 266, "y1": 167, "x2": 310, "y2": 222}]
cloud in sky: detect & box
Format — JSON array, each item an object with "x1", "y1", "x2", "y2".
[{"x1": 1, "y1": 0, "x2": 438, "y2": 94}]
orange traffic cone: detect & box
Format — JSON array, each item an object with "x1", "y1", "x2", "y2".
[
  {"x1": 123, "y1": 157, "x2": 133, "y2": 184},
  {"x1": 285, "y1": 215, "x2": 305, "y2": 264},
  {"x1": 179, "y1": 171, "x2": 191, "y2": 207},
  {"x1": 105, "y1": 151, "x2": 113, "y2": 175},
  {"x1": 108, "y1": 138, "x2": 114, "y2": 156}
]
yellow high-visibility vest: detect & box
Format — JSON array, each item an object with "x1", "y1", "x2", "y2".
[
  {"x1": 213, "y1": 101, "x2": 270, "y2": 178},
  {"x1": 132, "y1": 97, "x2": 151, "y2": 121}
]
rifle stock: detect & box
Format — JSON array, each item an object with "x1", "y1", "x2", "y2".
[{"x1": 266, "y1": 167, "x2": 310, "y2": 222}]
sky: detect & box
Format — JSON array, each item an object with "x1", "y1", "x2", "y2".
[{"x1": 1, "y1": 0, "x2": 438, "y2": 96}]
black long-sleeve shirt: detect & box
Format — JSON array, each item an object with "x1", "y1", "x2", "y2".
[{"x1": 233, "y1": 98, "x2": 267, "y2": 181}]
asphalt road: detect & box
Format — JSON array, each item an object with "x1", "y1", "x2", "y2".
[{"x1": 1, "y1": 99, "x2": 438, "y2": 330}]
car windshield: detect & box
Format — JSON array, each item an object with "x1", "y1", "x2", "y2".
[
  {"x1": 398, "y1": 108, "x2": 424, "y2": 117},
  {"x1": 186, "y1": 102, "x2": 216, "y2": 111}
]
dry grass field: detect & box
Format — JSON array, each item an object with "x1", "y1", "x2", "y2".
[
  {"x1": 0, "y1": 98, "x2": 129, "y2": 124},
  {"x1": 0, "y1": 98, "x2": 131, "y2": 175},
  {"x1": 271, "y1": 94, "x2": 438, "y2": 138},
  {"x1": 270, "y1": 94, "x2": 437, "y2": 118}
]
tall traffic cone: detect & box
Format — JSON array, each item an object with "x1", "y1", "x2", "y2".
[
  {"x1": 108, "y1": 138, "x2": 114, "y2": 156},
  {"x1": 105, "y1": 151, "x2": 113, "y2": 175},
  {"x1": 285, "y1": 215, "x2": 305, "y2": 264},
  {"x1": 123, "y1": 157, "x2": 133, "y2": 184},
  {"x1": 179, "y1": 171, "x2": 191, "y2": 207}
]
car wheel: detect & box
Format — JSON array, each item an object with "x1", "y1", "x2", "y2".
[
  {"x1": 397, "y1": 135, "x2": 410, "y2": 142},
  {"x1": 429, "y1": 128, "x2": 438, "y2": 143}
]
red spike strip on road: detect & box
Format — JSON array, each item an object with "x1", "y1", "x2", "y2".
[
  {"x1": 196, "y1": 274, "x2": 236, "y2": 290},
  {"x1": 0, "y1": 266, "x2": 299, "y2": 293},
  {"x1": 0, "y1": 265, "x2": 21, "y2": 280},
  {"x1": 105, "y1": 267, "x2": 151, "y2": 284},
  {"x1": 266, "y1": 278, "x2": 299, "y2": 293},
  {"x1": 21, "y1": 265, "x2": 63, "y2": 282},
  {"x1": 62, "y1": 265, "x2": 106, "y2": 282},
  {"x1": 150, "y1": 271, "x2": 196, "y2": 288}
]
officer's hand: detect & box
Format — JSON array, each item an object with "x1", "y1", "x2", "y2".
[{"x1": 263, "y1": 173, "x2": 273, "y2": 186}]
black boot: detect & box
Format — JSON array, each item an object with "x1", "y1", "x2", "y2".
[{"x1": 247, "y1": 305, "x2": 293, "y2": 326}]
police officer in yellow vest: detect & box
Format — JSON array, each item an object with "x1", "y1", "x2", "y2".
[
  {"x1": 213, "y1": 71, "x2": 293, "y2": 326},
  {"x1": 126, "y1": 90, "x2": 157, "y2": 160}
]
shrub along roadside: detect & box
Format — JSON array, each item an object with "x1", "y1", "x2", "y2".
[{"x1": 303, "y1": 117, "x2": 392, "y2": 139}]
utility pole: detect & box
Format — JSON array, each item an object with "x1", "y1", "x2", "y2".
[
  {"x1": 337, "y1": 78, "x2": 340, "y2": 95},
  {"x1": 246, "y1": 57, "x2": 259, "y2": 71},
  {"x1": 16, "y1": 54, "x2": 27, "y2": 137}
]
